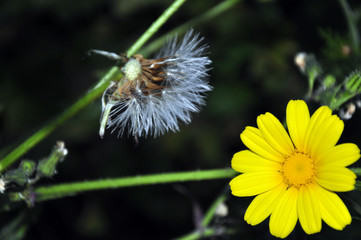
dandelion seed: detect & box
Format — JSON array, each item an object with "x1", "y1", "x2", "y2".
[
  {"x1": 98, "y1": 29, "x2": 212, "y2": 138},
  {"x1": 230, "y1": 100, "x2": 360, "y2": 238}
]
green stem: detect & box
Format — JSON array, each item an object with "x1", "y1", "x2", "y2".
[
  {"x1": 339, "y1": 0, "x2": 360, "y2": 51},
  {"x1": 173, "y1": 187, "x2": 229, "y2": 240},
  {"x1": 0, "y1": 67, "x2": 120, "y2": 173},
  {"x1": 201, "y1": 189, "x2": 228, "y2": 227},
  {"x1": 140, "y1": 0, "x2": 241, "y2": 57},
  {"x1": 173, "y1": 228, "x2": 218, "y2": 240},
  {"x1": 127, "y1": 0, "x2": 187, "y2": 57},
  {"x1": 35, "y1": 168, "x2": 237, "y2": 202},
  {"x1": 174, "y1": 227, "x2": 236, "y2": 240},
  {"x1": 307, "y1": 74, "x2": 315, "y2": 99}
]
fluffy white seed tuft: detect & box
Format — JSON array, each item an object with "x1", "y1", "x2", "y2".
[{"x1": 102, "y1": 29, "x2": 212, "y2": 138}]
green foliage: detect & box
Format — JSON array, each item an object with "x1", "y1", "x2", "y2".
[
  {"x1": 344, "y1": 71, "x2": 361, "y2": 94},
  {"x1": 37, "y1": 142, "x2": 67, "y2": 178}
]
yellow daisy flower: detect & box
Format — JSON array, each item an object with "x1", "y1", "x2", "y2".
[{"x1": 230, "y1": 100, "x2": 360, "y2": 238}]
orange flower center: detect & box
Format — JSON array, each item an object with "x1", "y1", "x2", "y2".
[{"x1": 281, "y1": 151, "x2": 315, "y2": 188}]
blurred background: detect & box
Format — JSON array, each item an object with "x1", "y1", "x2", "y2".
[{"x1": 1, "y1": 0, "x2": 361, "y2": 239}]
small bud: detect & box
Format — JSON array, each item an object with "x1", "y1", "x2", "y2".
[
  {"x1": 4, "y1": 168, "x2": 27, "y2": 186},
  {"x1": 37, "y1": 141, "x2": 68, "y2": 177},
  {"x1": 3, "y1": 160, "x2": 36, "y2": 186},
  {"x1": 20, "y1": 160, "x2": 36, "y2": 176},
  {"x1": 344, "y1": 71, "x2": 361, "y2": 94},
  {"x1": 294, "y1": 52, "x2": 321, "y2": 75},
  {"x1": 339, "y1": 103, "x2": 356, "y2": 120},
  {"x1": 322, "y1": 75, "x2": 336, "y2": 89},
  {"x1": 0, "y1": 178, "x2": 6, "y2": 193},
  {"x1": 214, "y1": 202, "x2": 228, "y2": 217},
  {"x1": 294, "y1": 52, "x2": 321, "y2": 98},
  {"x1": 294, "y1": 52, "x2": 307, "y2": 72}
]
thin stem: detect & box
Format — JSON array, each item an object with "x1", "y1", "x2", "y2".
[
  {"x1": 127, "y1": 0, "x2": 187, "y2": 57},
  {"x1": 140, "y1": 0, "x2": 241, "y2": 57},
  {"x1": 201, "y1": 188, "x2": 228, "y2": 227},
  {"x1": 34, "y1": 168, "x2": 237, "y2": 202},
  {"x1": 174, "y1": 227, "x2": 236, "y2": 240},
  {"x1": 173, "y1": 186, "x2": 229, "y2": 240},
  {"x1": 339, "y1": 0, "x2": 360, "y2": 50},
  {"x1": 0, "y1": 67, "x2": 120, "y2": 173},
  {"x1": 173, "y1": 228, "x2": 217, "y2": 240}
]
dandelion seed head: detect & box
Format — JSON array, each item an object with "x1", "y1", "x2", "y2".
[{"x1": 100, "y1": 29, "x2": 212, "y2": 138}]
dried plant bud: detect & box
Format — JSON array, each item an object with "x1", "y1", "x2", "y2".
[
  {"x1": 294, "y1": 52, "x2": 307, "y2": 72},
  {"x1": 100, "y1": 29, "x2": 212, "y2": 138},
  {"x1": 37, "y1": 141, "x2": 68, "y2": 177},
  {"x1": 0, "y1": 178, "x2": 6, "y2": 193},
  {"x1": 344, "y1": 70, "x2": 361, "y2": 94},
  {"x1": 339, "y1": 103, "x2": 356, "y2": 120},
  {"x1": 214, "y1": 201, "x2": 228, "y2": 217},
  {"x1": 294, "y1": 52, "x2": 321, "y2": 75}
]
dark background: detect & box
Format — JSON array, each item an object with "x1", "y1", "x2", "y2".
[{"x1": 1, "y1": 0, "x2": 361, "y2": 239}]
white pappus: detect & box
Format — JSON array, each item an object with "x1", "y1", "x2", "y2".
[{"x1": 97, "y1": 29, "x2": 212, "y2": 138}]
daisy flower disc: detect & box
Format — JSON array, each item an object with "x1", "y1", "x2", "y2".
[{"x1": 230, "y1": 100, "x2": 360, "y2": 238}]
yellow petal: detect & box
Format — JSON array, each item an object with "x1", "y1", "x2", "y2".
[
  {"x1": 315, "y1": 187, "x2": 351, "y2": 230},
  {"x1": 230, "y1": 172, "x2": 283, "y2": 197},
  {"x1": 286, "y1": 100, "x2": 310, "y2": 151},
  {"x1": 317, "y1": 143, "x2": 360, "y2": 167},
  {"x1": 257, "y1": 112, "x2": 294, "y2": 156},
  {"x1": 241, "y1": 127, "x2": 285, "y2": 162},
  {"x1": 232, "y1": 150, "x2": 281, "y2": 173},
  {"x1": 316, "y1": 166, "x2": 356, "y2": 192},
  {"x1": 269, "y1": 186, "x2": 298, "y2": 238},
  {"x1": 298, "y1": 184, "x2": 321, "y2": 234},
  {"x1": 312, "y1": 116, "x2": 344, "y2": 160},
  {"x1": 305, "y1": 107, "x2": 344, "y2": 159},
  {"x1": 245, "y1": 183, "x2": 287, "y2": 225},
  {"x1": 304, "y1": 106, "x2": 332, "y2": 155}
]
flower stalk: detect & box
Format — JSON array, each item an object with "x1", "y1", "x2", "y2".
[
  {"x1": 34, "y1": 168, "x2": 237, "y2": 202},
  {"x1": 140, "y1": 0, "x2": 241, "y2": 57},
  {"x1": 127, "y1": 0, "x2": 187, "y2": 57}
]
